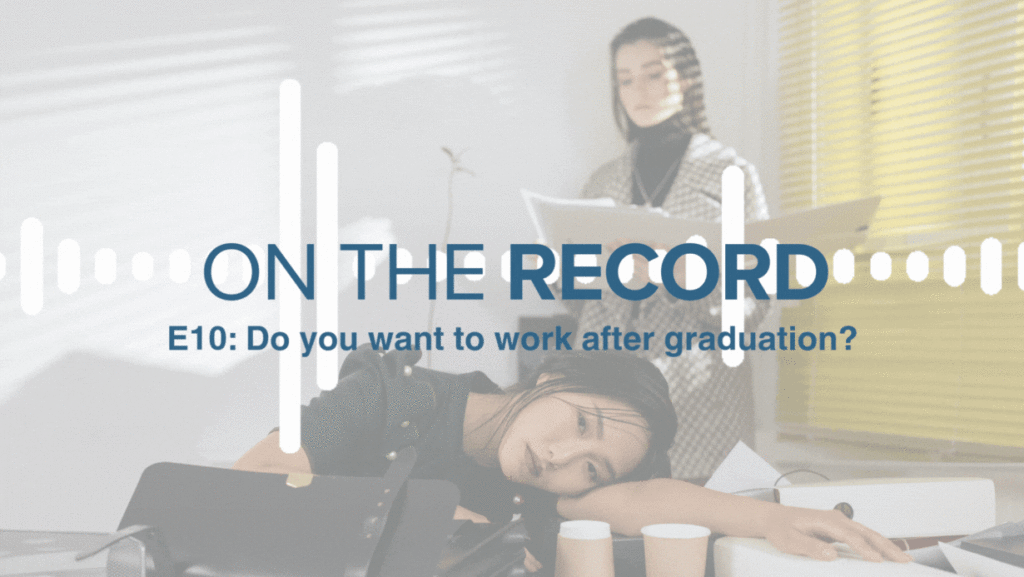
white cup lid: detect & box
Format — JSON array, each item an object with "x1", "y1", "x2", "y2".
[
  {"x1": 560, "y1": 520, "x2": 612, "y2": 540},
  {"x1": 641, "y1": 524, "x2": 711, "y2": 539}
]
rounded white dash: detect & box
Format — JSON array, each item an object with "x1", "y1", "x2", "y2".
[
  {"x1": 545, "y1": 249, "x2": 560, "y2": 285},
  {"x1": 21, "y1": 218, "x2": 44, "y2": 315},
  {"x1": 617, "y1": 254, "x2": 635, "y2": 283},
  {"x1": 684, "y1": 235, "x2": 707, "y2": 290},
  {"x1": 94, "y1": 248, "x2": 117, "y2": 285},
  {"x1": 133, "y1": 252, "x2": 154, "y2": 281},
  {"x1": 760, "y1": 238, "x2": 779, "y2": 295},
  {"x1": 906, "y1": 251, "x2": 928, "y2": 282},
  {"x1": 210, "y1": 250, "x2": 229, "y2": 285},
  {"x1": 435, "y1": 251, "x2": 448, "y2": 283},
  {"x1": 395, "y1": 248, "x2": 413, "y2": 284},
  {"x1": 57, "y1": 239, "x2": 81, "y2": 294},
  {"x1": 870, "y1": 252, "x2": 892, "y2": 281},
  {"x1": 575, "y1": 253, "x2": 598, "y2": 285},
  {"x1": 795, "y1": 255, "x2": 816, "y2": 287},
  {"x1": 351, "y1": 250, "x2": 376, "y2": 282},
  {"x1": 648, "y1": 248, "x2": 667, "y2": 285},
  {"x1": 980, "y1": 238, "x2": 1001, "y2": 295},
  {"x1": 169, "y1": 249, "x2": 191, "y2": 283},
  {"x1": 0, "y1": 251, "x2": 6, "y2": 281},
  {"x1": 246, "y1": 245, "x2": 264, "y2": 287},
  {"x1": 833, "y1": 249, "x2": 854, "y2": 284},
  {"x1": 463, "y1": 251, "x2": 485, "y2": 281},
  {"x1": 943, "y1": 246, "x2": 966, "y2": 287}
]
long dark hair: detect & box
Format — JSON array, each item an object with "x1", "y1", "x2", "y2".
[
  {"x1": 494, "y1": 351, "x2": 677, "y2": 486},
  {"x1": 610, "y1": 17, "x2": 711, "y2": 140}
]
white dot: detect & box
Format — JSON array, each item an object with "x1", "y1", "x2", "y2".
[
  {"x1": 870, "y1": 252, "x2": 891, "y2": 281},
  {"x1": 906, "y1": 251, "x2": 928, "y2": 282},
  {"x1": 980, "y1": 238, "x2": 1002, "y2": 296},
  {"x1": 169, "y1": 249, "x2": 191, "y2": 283},
  {"x1": 833, "y1": 249, "x2": 854, "y2": 284},
  {"x1": 795, "y1": 255, "x2": 816, "y2": 287},
  {"x1": 95, "y1": 248, "x2": 117, "y2": 285},
  {"x1": 501, "y1": 250, "x2": 511, "y2": 282},
  {"x1": 133, "y1": 252, "x2": 154, "y2": 281},
  {"x1": 463, "y1": 251, "x2": 485, "y2": 281},
  {"x1": 57, "y1": 239, "x2": 81, "y2": 294}
]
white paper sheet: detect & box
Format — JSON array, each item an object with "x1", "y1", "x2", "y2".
[
  {"x1": 703, "y1": 441, "x2": 790, "y2": 500},
  {"x1": 939, "y1": 541, "x2": 1024, "y2": 577}
]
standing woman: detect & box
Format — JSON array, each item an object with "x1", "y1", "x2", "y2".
[{"x1": 575, "y1": 17, "x2": 771, "y2": 480}]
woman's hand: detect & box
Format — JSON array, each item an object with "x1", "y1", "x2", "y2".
[
  {"x1": 763, "y1": 507, "x2": 913, "y2": 563},
  {"x1": 452, "y1": 506, "x2": 490, "y2": 524},
  {"x1": 523, "y1": 548, "x2": 542, "y2": 573}
]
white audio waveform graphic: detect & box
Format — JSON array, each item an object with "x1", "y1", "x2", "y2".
[{"x1": 5, "y1": 79, "x2": 1024, "y2": 447}]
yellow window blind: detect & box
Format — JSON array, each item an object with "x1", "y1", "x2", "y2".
[{"x1": 778, "y1": 0, "x2": 1024, "y2": 454}]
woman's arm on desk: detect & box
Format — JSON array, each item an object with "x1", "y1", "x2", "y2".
[{"x1": 557, "y1": 478, "x2": 913, "y2": 563}]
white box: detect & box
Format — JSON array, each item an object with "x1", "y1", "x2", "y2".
[
  {"x1": 714, "y1": 538, "x2": 952, "y2": 577},
  {"x1": 774, "y1": 477, "x2": 995, "y2": 538}
]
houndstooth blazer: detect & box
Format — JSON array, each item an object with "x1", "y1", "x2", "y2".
[{"x1": 575, "y1": 133, "x2": 772, "y2": 479}]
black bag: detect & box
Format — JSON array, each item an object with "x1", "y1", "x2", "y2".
[{"x1": 76, "y1": 447, "x2": 460, "y2": 577}]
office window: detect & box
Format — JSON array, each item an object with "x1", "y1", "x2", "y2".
[{"x1": 777, "y1": 0, "x2": 1024, "y2": 455}]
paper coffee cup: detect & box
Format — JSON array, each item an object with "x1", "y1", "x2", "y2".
[
  {"x1": 555, "y1": 521, "x2": 614, "y2": 577},
  {"x1": 641, "y1": 524, "x2": 710, "y2": 577}
]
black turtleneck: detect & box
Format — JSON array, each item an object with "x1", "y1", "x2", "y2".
[{"x1": 630, "y1": 113, "x2": 692, "y2": 208}]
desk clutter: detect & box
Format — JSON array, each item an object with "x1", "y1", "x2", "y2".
[
  {"x1": 705, "y1": 442, "x2": 1022, "y2": 576},
  {"x1": 2, "y1": 441, "x2": 1021, "y2": 577}
]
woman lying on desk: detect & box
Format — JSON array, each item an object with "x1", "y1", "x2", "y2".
[{"x1": 234, "y1": 348, "x2": 911, "y2": 571}]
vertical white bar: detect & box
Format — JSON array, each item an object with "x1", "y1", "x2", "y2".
[
  {"x1": 685, "y1": 235, "x2": 707, "y2": 290},
  {"x1": 316, "y1": 142, "x2": 339, "y2": 390},
  {"x1": 1018, "y1": 243, "x2": 1023, "y2": 291},
  {"x1": 21, "y1": 218, "x2": 44, "y2": 315},
  {"x1": 279, "y1": 79, "x2": 302, "y2": 453},
  {"x1": 0, "y1": 251, "x2": 6, "y2": 281},
  {"x1": 57, "y1": 239, "x2": 81, "y2": 294},
  {"x1": 721, "y1": 166, "x2": 744, "y2": 368},
  {"x1": 759, "y1": 239, "x2": 778, "y2": 294},
  {"x1": 980, "y1": 238, "x2": 1001, "y2": 296}
]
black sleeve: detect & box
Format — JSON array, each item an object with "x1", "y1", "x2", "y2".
[
  {"x1": 521, "y1": 491, "x2": 560, "y2": 570},
  {"x1": 300, "y1": 349, "x2": 387, "y2": 475}
]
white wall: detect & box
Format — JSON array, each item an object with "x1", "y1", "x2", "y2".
[{"x1": 0, "y1": 0, "x2": 779, "y2": 530}]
